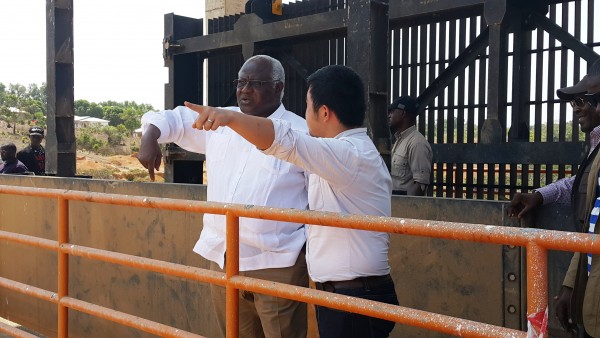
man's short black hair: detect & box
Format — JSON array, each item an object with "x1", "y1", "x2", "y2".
[
  {"x1": 1, "y1": 143, "x2": 16, "y2": 154},
  {"x1": 307, "y1": 65, "x2": 365, "y2": 128}
]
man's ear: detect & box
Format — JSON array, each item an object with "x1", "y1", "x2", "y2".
[
  {"x1": 275, "y1": 81, "x2": 284, "y2": 95},
  {"x1": 319, "y1": 105, "x2": 331, "y2": 121}
]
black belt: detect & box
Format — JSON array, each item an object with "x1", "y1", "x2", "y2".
[
  {"x1": 392, "y1": 190, "x2": 407, "y2": 195},
  {"x1": 314, "y1": 274, "x2": 392, "y2": 292}
]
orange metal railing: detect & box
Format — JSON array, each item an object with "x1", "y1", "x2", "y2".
[{"x1": 1, "y1": 184, "x2": 600, "y2": 337}]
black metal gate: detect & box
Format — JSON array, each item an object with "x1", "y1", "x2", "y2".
[{"x1": 161, "y1": 0, "x2": 599, "y2": 200}]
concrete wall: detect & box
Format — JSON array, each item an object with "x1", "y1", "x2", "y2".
[
  {"x1": 0, "y1": 175, "x2": 572, "y2": 337},
  {"x1": 205, "y1": 0, "x2": 245, "y2": 20}
]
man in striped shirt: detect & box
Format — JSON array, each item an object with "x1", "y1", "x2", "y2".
[{"x1": 509, "y1": 60, "x2": 600, "y2": 337}]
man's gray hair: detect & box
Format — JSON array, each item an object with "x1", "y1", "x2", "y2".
[{"x1": 242, "y1": 55, "x2": 286, "y2": 101}]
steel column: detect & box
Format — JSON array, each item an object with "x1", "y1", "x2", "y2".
[
  {"x1": 481, "y1": 0, "x2": 509, "y2": 144},
  {"x1": 58, "y1": 197, "x2": 69, "y2": 338},
  {"x1": 346, "y1": 0, "x2": 390, "y2": 161},
  {"x1": 225, "y1": 212, "x2": 240, "y2": 338},
  {"x1": 46, "y1": 0, "x2": 75, "y2": 177}
]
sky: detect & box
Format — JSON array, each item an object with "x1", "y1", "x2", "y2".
[{"x1": 0, "y1": 0, "x2": 205, "y2": 110}]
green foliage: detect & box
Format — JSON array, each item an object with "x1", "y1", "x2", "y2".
[
  {"x1": 103, "y1": 125, "x2": 127, "y2": 146},
  {"x1": 77, "y1": 132, "x2": 107, "y2": 152},
  {"x1": 75, "y1": 99, "x2": 104, "y2": 118},
  {"x1": 0, "y1": 81, "x2": 154, "y2": 136}
]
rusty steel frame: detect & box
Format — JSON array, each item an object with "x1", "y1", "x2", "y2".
[{"x1": 2, "y1": 185, "x2": 600, "y2": 337}]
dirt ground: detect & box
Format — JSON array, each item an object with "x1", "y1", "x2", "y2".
[{"x1": 76, "y1": 151, "x2": 165, "y2": 182}]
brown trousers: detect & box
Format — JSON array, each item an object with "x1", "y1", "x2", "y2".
[{"x1": 209, "y1": 250, "x2": 308, "y2": 338}]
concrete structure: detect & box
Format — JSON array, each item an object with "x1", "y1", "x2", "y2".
[{"x1": 205, "y1": 0, "x2": 245, "y2": 20}]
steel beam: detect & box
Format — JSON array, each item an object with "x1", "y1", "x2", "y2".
[
  {"x1": 418, "y1": 28, "x2": 490, "y2": 111},
  {"x1": 431, "y1": 141, "x2": 585, "y2": 165},
  {"x1": 390, "y1": 0, "x2": 484, "y2": 22},
  {"x1": 171, "y1": 10, "x2": 347, "y2": 57},
  {"x1": 531, "y1": 11, "x2": 599, "y2": 64},
  {"x1": 46, "y1": 0, "x2": 75, "y2": 177}
]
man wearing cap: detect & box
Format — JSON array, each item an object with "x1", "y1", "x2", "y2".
[
  {"x1": 388, "y1": 96, "x2": 432, "y2": 196},
  {"x1": 17, "y1": 126, "x2": 45, "y2": 175},
  {"x1": 508, "y1": 59, "x2": 600, "y2": 337}
]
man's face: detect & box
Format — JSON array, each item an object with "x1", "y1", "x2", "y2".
[
  {"x1": 0, "y1": 147, "x2": 11, "y2": 162},
  {"x1": 236, "y1": 60, "x2": 282, "y2": 117},
  {"x1": 30, "y1": 135, "x2": 43, "y2": 147},
  {"x1": 573, "y1": 75, "x2": 600, "y2": 133},
  {"x1": 388, "y1": 109, "x2": 404, "y2": 130}
]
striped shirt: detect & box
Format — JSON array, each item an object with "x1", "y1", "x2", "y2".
[
  {"x1": 589, "y1": 172, "x2": 600, "y2": 274},
  {"x1": 538, "y1": 126, "x2": 600, "y2": 205}
]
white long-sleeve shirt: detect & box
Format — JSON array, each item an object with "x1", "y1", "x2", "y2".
[
  {"x1": 141, "y1": 104, "x2": 309, "y2": 271},
  {"x1": 264, "y1": 120, "x2": 392, "y2": 282}
]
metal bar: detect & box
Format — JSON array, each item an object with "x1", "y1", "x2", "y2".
[
  {"x1": 531, "y1": 11, "x2": 599, "y2": 63},
  {"x1": 60, "y1": 297, "x2": 205, "y2": 338},
  {"x1": 57, "y1": 197, "x2": 68, "y2": 338},
  {"x1": 2, "y1": 185, "x2": 600, "y2": 253},
  {"x1": 476, "y1": 18, "x2": 487, "y2": 199},
  {"x1": 431, "y1": 142, "x2": 585, "y2": 165},
  {"x1": 230, "y1": 276, "x2": 524, "y2": 338},
  {"x1": 61, "y1": 244, "x2": 226, "y2": 287},
  {"x1": 526, "y1": 243, "x2": 548, "y2": 328},
  {"x1": 418, "y1": 27, "x2": 489, "y2": 114},
  {"x1": 389, "y1": 0, "x2": 484, "y2": 22},
  {"x1": 225, "y1": 212, "x2": 239, "y2": 338},
  {"x1": 0, "y1": 230, "x2": 57, "y2": 251},
  {"x1": 0, "y1": 276, "x2": 57, "y2": 303},
  {"x1": 0, "y1": 322, "x2": 39, "y2": 338}
]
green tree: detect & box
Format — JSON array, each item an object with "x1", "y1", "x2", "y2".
[
  {"x1": 102, "y1": 106, "x2": 124, "y2": 126},
  {"x1": 120, "y1": 107, "x2": 143, "y2": 132}
]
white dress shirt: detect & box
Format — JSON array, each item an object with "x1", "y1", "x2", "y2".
[
  {"x1": 264, "y1": 120, "x2": 392, "y2": 282},
  {"x1": 141, "y1": 104, "x2": 309, "y2": 271}
]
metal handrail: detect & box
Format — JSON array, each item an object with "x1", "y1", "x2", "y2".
[{"x1": 1, "y1": 184, "x2": 598, "y2": 337}]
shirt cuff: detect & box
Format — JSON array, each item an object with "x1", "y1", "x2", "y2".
[
  {"x1": 534, "y1": 187, "x2": 552, "y2": 205},
  {"x1": 141, "y1": 111, "x2": 172, "y2": 143}
]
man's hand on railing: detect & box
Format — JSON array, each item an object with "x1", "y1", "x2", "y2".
[
  {"x1": 507, "y1": 192, "x2": 543, "y2": 219},
  {"x1": 137, "y1": 124, "x2": 162, "y2": 182},
  {"x1": 554, "y1": 285, "x2": 576, "y2": 333}
]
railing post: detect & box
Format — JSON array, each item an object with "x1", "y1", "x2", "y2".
[
  {"x1": 225, "y1": 212, "x2": 239, "y2": 338},
  {"x1": 526, "y1": 242, "x2": 548, "y2": 336},
  {"x1": 58, "y1": 197, "x2": 69, "y2": 337}
]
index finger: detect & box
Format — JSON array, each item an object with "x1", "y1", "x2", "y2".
[{"x1": 184, "y1": 101, "x2": 205, "y2": 114}]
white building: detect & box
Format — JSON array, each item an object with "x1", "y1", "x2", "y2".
[{"x1": 74, "y1": 116, "x2": 110, "y2": 128}]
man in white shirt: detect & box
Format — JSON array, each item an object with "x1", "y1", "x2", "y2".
[
  {"x1": 138, "y1": 55, "x2": 309, "y2": 338},
  {"x1": 185, "y1": 65, "x2": 399, "y2": 338}
]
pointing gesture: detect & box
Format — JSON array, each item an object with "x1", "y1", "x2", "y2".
[{"x1": 185, "y1": 101, "x2": 235, "y2": 131}]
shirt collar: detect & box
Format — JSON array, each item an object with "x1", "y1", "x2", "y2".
[
  {"x1": 397, "y1": 125, "x2": 417, "y2": 140},
  {"x1": 267, "y1": 104, "x2": 286, "y2": 120},
  {"x1": 334, "y1": 127, "x2": 368, "y2": 139}
]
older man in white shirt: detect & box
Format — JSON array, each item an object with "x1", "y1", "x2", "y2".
[
  {"x1": 138, "y1": 55, "x2": 309, "y2": 338},
  {"x1": 185, "y1": 65, "x2": 399, "y2": 338}
]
